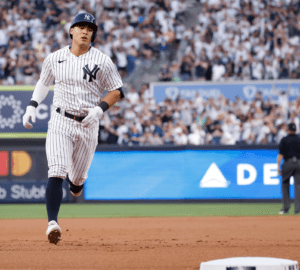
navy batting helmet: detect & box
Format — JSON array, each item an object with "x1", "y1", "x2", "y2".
[{"x1": 70, "y1": 13, "x2": 98, "y2": 42}]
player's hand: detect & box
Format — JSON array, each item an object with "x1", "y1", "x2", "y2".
[
  {"x1": 22, "y1": 106, "x2": 36, "y2": 129},
  {"x1": 82, "y1": 107, "x2": 103, "y2": 129},
  {"x1": 277, "y1": 168, "x2": 281, "y2": 176}
]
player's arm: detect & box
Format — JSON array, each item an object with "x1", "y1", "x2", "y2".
[
  {"x1": 277, "y1": 153, "x2": 283, "y2": 175},
  {"x1": 101, "y1": 88, "x2": 123, "y2": 108},
  {"x1": 277, "y1": 139, "x2": 284, "y2": 176},
  {"x1": 31, "y1": 80, "x2": 51, "y2": 105},
  {"x1": 22, "y1": 55, "x2": 54, "y2": 129},
  {"x1": 82, "y1": 88, "x2": 124, "y2": 129},
  {"x1": 22, "y1": 80, "x2": 51, "y2": 129},
  {"x1": 98, "y1": 87, "x2": 124, "y2": 111}
]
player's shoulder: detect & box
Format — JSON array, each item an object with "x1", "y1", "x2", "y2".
[
  {"x1": 45, "y1": 46, "x2": 69, "y2": 61},
  {"x1": 90, "y1": 46, "x2": 112, "y2": 63},
  {"x1": 280, "y1": 135, "x2": 290, "y2": 144}
]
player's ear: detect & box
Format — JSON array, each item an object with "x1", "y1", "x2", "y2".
[{"x1": 70, "y1": 27, "x2": 74, "y2": 35}]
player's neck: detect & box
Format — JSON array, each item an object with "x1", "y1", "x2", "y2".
[{"x1": 70, "y1": 43, "x2": 90, "y2": 57}]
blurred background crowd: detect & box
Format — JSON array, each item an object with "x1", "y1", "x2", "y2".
[
  {"x1": 100, "y1": 84, "x2": 299, "y2": 146},
  {"x1": 0, "y1": 0, "x2": 299, "y2": 145}
]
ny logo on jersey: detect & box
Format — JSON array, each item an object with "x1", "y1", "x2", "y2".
[
  {"x1": 83, "y1": 64, "x2": 99, "y2": 82},
  {"x1": 84, "y1": 14, "x2": 90, "y2": 20}
]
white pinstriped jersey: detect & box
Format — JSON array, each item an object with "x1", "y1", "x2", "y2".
[
  {"x1": 44, "y1": 45, "x2": 123, "y2": 183},
  {"x1": 40, "y1": 45, "x2": 123, "y2": 115}
]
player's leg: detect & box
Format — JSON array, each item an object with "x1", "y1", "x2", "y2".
[
  {"x1": 46, "y1": 129, "x2": 73, "y2": 221},
  {"x1": 65, "y1": 174, "x2": 84, "y2": 197},
  {"x1": 67, "y1": 125, "x2": 98, "y2": 196},
  {"x1": 293, "y1": 162, "x2": 300, "y2": 214},
  {"x1": 45, "y1": 128, "x2": 73, "y2": 244},
  {"x1": 280, "y1": 162, "x2": 293, "y2": 214}
]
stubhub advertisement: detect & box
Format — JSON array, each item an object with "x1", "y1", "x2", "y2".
[
  {"x1": 85, "y1": 149, "x2": 292, "y2": 200},
  {"x1": 0, "y1": 181, "x2": 69, "y2": 202}
]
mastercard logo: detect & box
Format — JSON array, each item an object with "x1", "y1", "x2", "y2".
[{"x1": 0, "y1": 151, "x2": 32, "y2": 177}]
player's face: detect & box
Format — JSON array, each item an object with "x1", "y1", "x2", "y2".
[{"x1": 71, "y1": 24, "x2": 94, "y2": 46}]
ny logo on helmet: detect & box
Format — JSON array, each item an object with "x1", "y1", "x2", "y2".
[
  {"x1": 83, "y1": 64, "x2": 99, "y2": 82},
  {"x1": 84, "y1": 14, "x2": 90, "y2": 20}
]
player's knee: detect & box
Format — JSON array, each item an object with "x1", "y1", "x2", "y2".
[
  {"x1": 48, "y1": 165, "x2": 68, "y2": 179},
  {"x1": 70, "y1": 177, "x2": 86, "y2": 186}
]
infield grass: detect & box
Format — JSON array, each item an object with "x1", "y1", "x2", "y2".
[{"x1": 0, "y1": 203, "x2": 292, "y2": 219}]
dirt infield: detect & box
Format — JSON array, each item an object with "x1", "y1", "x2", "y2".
[{"x1": 0, "y1": 216, "x2": 299, "y2": 269}]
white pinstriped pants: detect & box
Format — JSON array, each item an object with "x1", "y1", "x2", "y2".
[{"x1": 46, "y1": 110, "x2": 98, "y2": 186}]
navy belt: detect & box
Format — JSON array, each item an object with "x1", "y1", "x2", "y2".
[{"x1": 56, "y1": 108, "x2": 85, "y2": 122}]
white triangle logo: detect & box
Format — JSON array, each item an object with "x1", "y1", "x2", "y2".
[{"x1": 199, "y1": 163, "x2": 229, "y2": 188}]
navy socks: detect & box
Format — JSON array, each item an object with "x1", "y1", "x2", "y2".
[{"x1": 46, "y1": 177, "x2": 63, "y2": 222}]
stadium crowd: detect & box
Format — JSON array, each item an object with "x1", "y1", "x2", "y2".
[
  {"x1": 1, "y1": 0, "x2": 300, "y2": 84},
  {"x1": 0, "y1": 0, "x2": 193, "y2": 85},
  {"x1": 0, "y1": 0, "x2": 299, "y2": 145},
  {"x1": 99, "y1": 83, "x2": 299, "y2": 146}
]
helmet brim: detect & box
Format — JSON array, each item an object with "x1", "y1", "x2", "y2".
[{"x1": 71, "y1": 21, "x2": 98, "y2": 32}]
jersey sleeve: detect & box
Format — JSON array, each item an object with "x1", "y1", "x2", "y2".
[
  {"x1": 279, "y1": 138, "x2": 284, "y2": 155},
  {"x1": 103, "y1": 57, "x2": 123, "y2": 92},
  {"x1": 40, "y1": 55, "x2": 55, "y2": 87}
]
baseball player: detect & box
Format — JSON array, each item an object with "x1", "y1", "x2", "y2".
[{"x1": 22, "y1": 13, "x2": 124, "y2": 244}]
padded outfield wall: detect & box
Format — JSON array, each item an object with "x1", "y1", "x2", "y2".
[{"x1": 0, "y1": 142, "x2": 288, "y2": 203}]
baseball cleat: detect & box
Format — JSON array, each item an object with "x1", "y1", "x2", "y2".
[
  {"x1": 278, "y1": 209, "x2": 289, "y2": 215},
  {"x1": 46, "y1": 220, "x2": 62, "y2": 244}
]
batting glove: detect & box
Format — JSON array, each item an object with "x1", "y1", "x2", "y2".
[
  {"x1": 22, "y1": 106, "x2": 36, "y2": 129},
  {"x1": 82, "y1": 107, "x2": 103, "y2": 129}
]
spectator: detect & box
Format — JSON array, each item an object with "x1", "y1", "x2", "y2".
[
  {"x1": 120, "y1": 133, "x2": 130, "y2": 146},
  {"x1": 180, "y1": 55, "x2": 193, "y2": 81},
  {"x1": 105, "y1": 121, "x2": 119, "y2": 145},
  {"x1": 117, "y1": 118, "x2": 129, "y2": 145},
  {"x1": 292, "y1": 61, "x2": 300, "y2": 79},
  {"x1": 140, "y1": 83, "x2": 152, "y2": 103},
  {"x1": 188, "y1": 126, "x2": 206, "y2": 145},
  {"x1": 0, "y1": 48, "x2": 6, "y2": 80},
  {"x1": 275, "y1": 123, "x2": 288, "y2": 144},
  {"x1": 129, "y1": 125, "x2": 142, "y2": 146},
  {"x1": 194, "y1": 51, "x2": 209, "y2": 81},
  {"x1": 126, "y1": 87, "x2": 140, "y2": 105},
  {"x1": 221, "y1": 129, "x2": 236, "y2": 145},
  {"x1": 210, "y1": 126, "x2": 223, "y2": 145},
  {"x1": 126, "y1": 45, "x2": 138, "y2": 74},
  {"x1": 212, "y1": 59, "x2": 226, "y2": 81},
  {"x1": 153, "y1": 117, "x2": 164, "y2": 137},
  {"x1": 161, "y1": 109, "x2": 173, "y2": 124},
  {"x1": 0, "y1": 23, "x2": 8, "y2": 50},
  {"x1": 181, "y1": 103, "x2": 192, "y2": 133},
  {"x1": 174, "y1": 129, "x2": 188, "y2": 145},
  {"x1": 158, "y1": 63, "x2": 172, "y2": 81},
  {"x1": 152, "y1": 133, "x2": 163, "y2": 145},
  {"x1": 169, "y1": 60, "x2": 181, "y2": 81},
  {"x1": 113, "y1": 46, "x2": 128, "y2": 77},
  {"x1": 279, "y1": 58, "x2": 290, "y2": 79},
  {"x1": 141, "y1": 131, "x2": 155, "y2": 146}
]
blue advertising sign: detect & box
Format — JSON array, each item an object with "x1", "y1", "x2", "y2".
[
  {"x1": 150, "y1": 80, "x2": 300, "y2": 103},
  {"x1": 0, "y1": 180, "x2": 69, "y2": 202},
  {"x1": 85, "y1": 149, "x2": 290, "y2": 200},
  {"x1": 0, "y1": 91, "x2": 54, "y2": 133}
]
